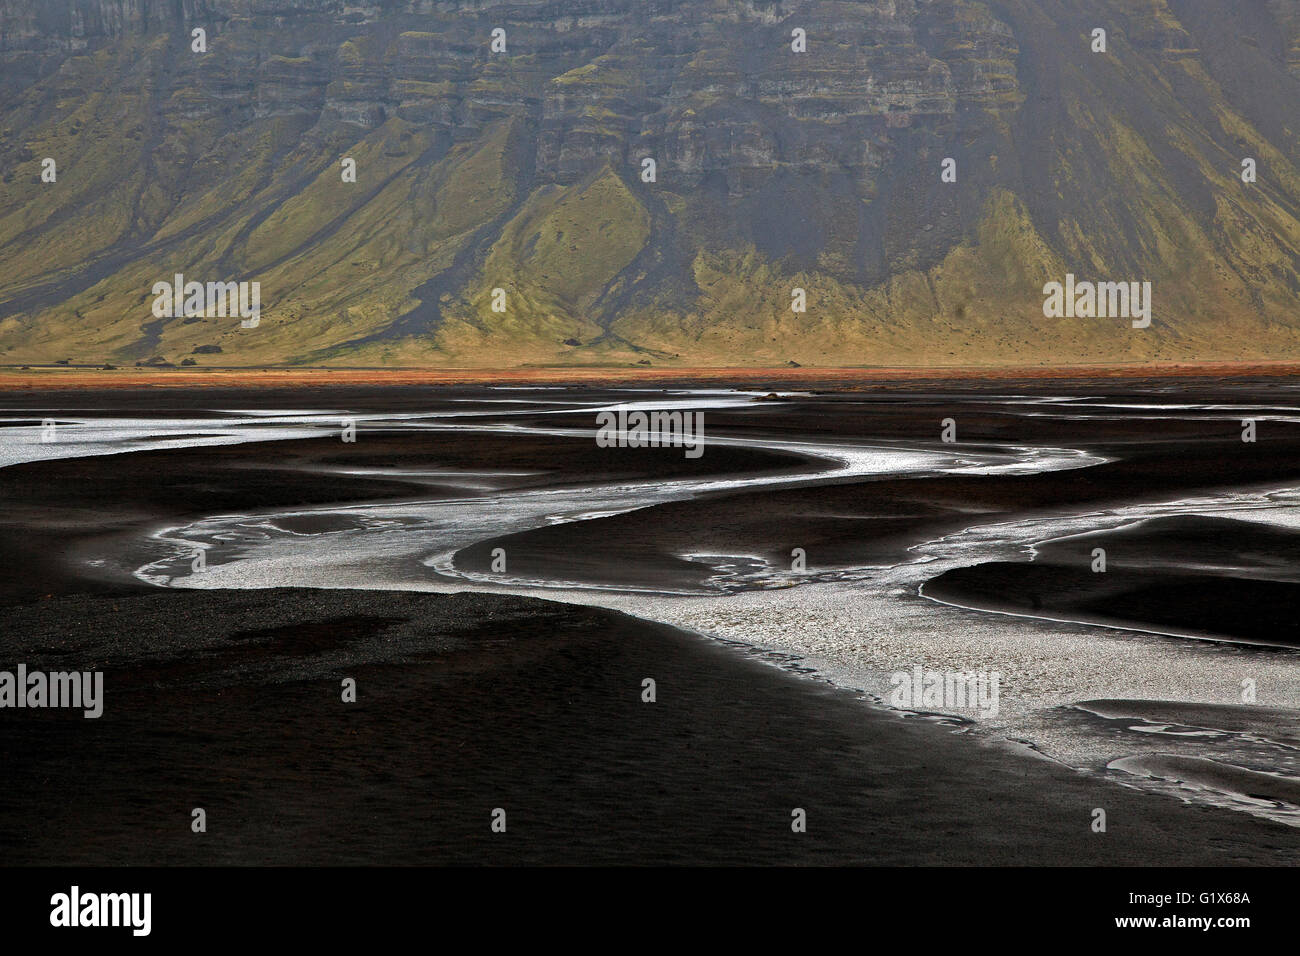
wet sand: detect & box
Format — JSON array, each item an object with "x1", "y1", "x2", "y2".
[
  {"x1": 924, "y1": 515, "x2": 1300, "y2": 647},
  {"x1": 1, "y1": 382, "x2": 1298, "y2": 864},
  {"x1": 1, "y1": 587, "x2": 1294, "y2": 865},
  {"x1": 926, "y1": 562, "x2": 1300, "y2": 648},
  {"x1": 453, "y1": 386, "x2": 1300, "y2": 593},
  {"x1": 0, "y1": 390, "x2": 803, "y2": 604}
]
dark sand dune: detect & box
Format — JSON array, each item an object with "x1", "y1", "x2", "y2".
[
  {"x1": 1035, "y1": 516, "x2": 1300, "y2": 581},
  {"x1": 925, "y1": 561, "x2": 1300, "y2": 647}
]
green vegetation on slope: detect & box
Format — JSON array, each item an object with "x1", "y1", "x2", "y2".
[{"x1": 0, "y1": 0, "x2": 1297, "y2": 367}]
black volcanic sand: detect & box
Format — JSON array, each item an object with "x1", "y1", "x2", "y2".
[
  {"x1": 1032, "y1": 515, "x2": 1300, "y2": 580},
  {"x1": 2, "y1": 383, "x2": 1300, "y2": 864},
  {"x1": 454, "y1": 386, "x2": 1300, "y2": 596},
  {"x1": 1, "y1": 588, "x2": 1296, "y2": 866},
  {"x1": 923, "y1": 516, "x2": 1300, "y2": 647},
  {"x1": 1076, "y1": 700, "x2": 1300, "y2": 747},
  {"x1": 0, "y1": 389, "x2": 810, "y2": 604}
]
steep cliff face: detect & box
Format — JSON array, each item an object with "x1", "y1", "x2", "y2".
[{"x1": 0, "y1": 0, "x2": 1297, "y2": 367}]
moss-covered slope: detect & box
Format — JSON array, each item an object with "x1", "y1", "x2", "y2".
[{"x1": 0, "y1": 0, "x2": 1297, "y2": 367}]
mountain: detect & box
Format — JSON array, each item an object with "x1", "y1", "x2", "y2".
[{"x1": 1, "y1": 0, "x2": 1298, "y2": 368}]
